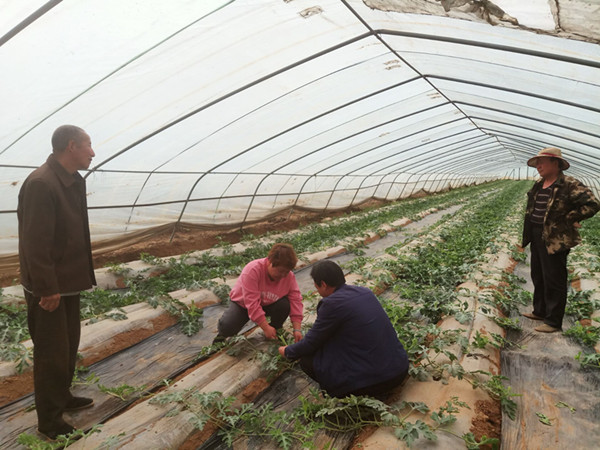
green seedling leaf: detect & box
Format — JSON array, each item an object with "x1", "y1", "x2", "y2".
[
  {"x1": 535, "y1": 412, "x2": 554, "y2": 426},
  {"x1": 397, "y1": 401, "x2": 430, "y2": 414},
  {"x1": 395, "y1": 420, "x2": 437, "y2": 447},
  {"x1": 555, "y1": 401, "x2": 576, "y2": 414},
  {"x1": 462, "y1": 432, "x2": 500, "y2": 450}
]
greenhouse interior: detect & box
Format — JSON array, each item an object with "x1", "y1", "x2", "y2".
[{"x1": 1, "y1": 0, "x2": 599, "y2": 448}]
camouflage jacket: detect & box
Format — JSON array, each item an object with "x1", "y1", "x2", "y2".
[{"x1": 522, "y1": 173, "x2": 600, "y2": 254}]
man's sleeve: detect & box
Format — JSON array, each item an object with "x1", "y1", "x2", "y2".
[
  {"x1": 20, "y1": 179, "x2": 59, "y2": 296},
  {"x1": 284, "y1": 300, "x2": 340, "y2": 360},
  {"x1": 567, "y1": 180, "x2": 600, "y2": 222}
]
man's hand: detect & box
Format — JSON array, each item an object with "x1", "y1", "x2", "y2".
[
  {"x1": 278, "y1": 346, "x2": 287, "y2": 357},
  {"x1": 39, "y1": 294, "x2": 61, "y2": 312},
  {"x1": 574, "y1": 222, "x2": 582, "y2": 229}
]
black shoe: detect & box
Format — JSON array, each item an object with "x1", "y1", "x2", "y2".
[
  {"x1": 65, "y1": 396, "x2": 94, "y2": 411},
  {"x1": 38, "y1": 422, "x2": 75, "y2": 440}
]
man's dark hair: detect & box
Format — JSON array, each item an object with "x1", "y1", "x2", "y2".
[
  {"x1": 549, "y1": 156, "x2": 563, "y2": 170},
  {"x1": 310, "y1": 260, "x2": 346, "y2": 288},
  {"x1": 51, "y1": 125, "x2": 85, "y2": 154}
]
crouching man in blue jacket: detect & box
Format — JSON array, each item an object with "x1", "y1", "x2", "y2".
[{"x1": 278, "y1": 260, "x2": 409, "y2": 398}]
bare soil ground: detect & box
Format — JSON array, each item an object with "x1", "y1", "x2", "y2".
[
  {"x1": 471, "y1": 399, "x2": 502, "y2": 444},
  {"x1": 0, "y1": 314, "x2": 178, "y2": 406},
  {"x1": 178, "y1": 377, "x2": 272, "y2": 449}
]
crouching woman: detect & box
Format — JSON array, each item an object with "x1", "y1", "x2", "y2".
[
  {"x1": 279, "y1": 260, "x2": 408, "y2": 398},
  {"x1": 215, "y1": 243, "x2": 303, "y2": 343}
]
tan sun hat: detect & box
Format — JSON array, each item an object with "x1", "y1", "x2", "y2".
[{"x1": 527, "y1": 147, "x2": 570, "y2": 170}]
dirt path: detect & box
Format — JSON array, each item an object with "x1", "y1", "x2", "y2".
[
  {"x1": 0, "y1": 202, "x2": 460, "y2": 448},
  {"x1": 0, "y1": 306, "x2": 228, "y2": 449}
]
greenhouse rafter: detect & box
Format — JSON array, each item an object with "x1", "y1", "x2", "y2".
[{"x1": 0, "y1": 0, "x2": 598, "y2": 254}]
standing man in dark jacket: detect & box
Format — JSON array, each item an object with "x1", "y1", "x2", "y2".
[
  {"x1": 18, "y1": 125, "x2": 97, "y2": 439},
  {"x1": 279, "y1": 260, "x2": 408, "y2": 398},
  {"x1": 522, "y1": 147, "x2": 600, "y2": 333}
]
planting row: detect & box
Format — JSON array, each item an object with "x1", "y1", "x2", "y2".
[
  {"x1": 499, "y1": 211, "x2": 600, "y2": 448},
  {"x1": 0, "y1": 181, "x2": 508, "y2": 379},
  {"x1": 2, "y1": 191, "x2": 480, "y2": 447},
  {"x1": 39, "y1": 181, "x2": 533, "y2": 449},
  {"x1": 562, "y1": 213, "x2": 600, "y2": 367}
]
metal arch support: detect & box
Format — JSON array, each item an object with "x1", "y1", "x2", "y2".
[
  {"x1": 383, "y1": 170, "x2": 411, "y2": 201},
  {"x1": 272, "y1": 110, "x2": 471, "y2": 220},
  {"x1": 345, "y1": 173, "x2": 388, "y2": 210},
  {"x1": 326, "y1": 133, "x2": 489, "y2": 208},
  {"x1": 324, "y1": 126, "x2": 485, "y2": 182},
  {"x1": 435, "y1": 172, "x2": 462, "y2": 193},
  {"x1": 471, "y1": 116, "x2": 600, "y2": 153},
  {"x1": 486, "y1": 131, "x2": 599, "y2": 175},
  {"x1": 426, "y1": 76, "x2": 600, "y2": 115},
  {"x1": 406, "y1": 172, "x2": 429, "y2": 197},
  {"x1": 104, "y1": 27, "x2": 596, "y2": 234},
  {"x1": 390, "y1": 145, "x2": 502, "y2": 178},
  {"x1": 481, "y1": 129, "x2": 600, "y2": 179},
  {"x1": 454, "y1": 101, "x2": 600, "y2": 141},
  {"x1": 321, "y1": 174, "x2": 354, "y2": 213},
  {"x1": 375, "y1": 29, "x2": 600, "y2": 69},
  {"x1": 456, "y1": 174, "x2": 472, "y2": 188},
  {"x1": 268, "y1": 95, "x2": 452, "y2": 212},
  {"x1": 170, "y1": 70, "x2": 421, "y2": 238},
  {"x1": 425, "y1": 172, "x2": 445, "y2": 194},
  {"x1": 3, "y1": 1, "x2": 237, "y2": 158},
  {"x1": 237, "y1": 93, "x2": 449, "y2": 228},
  {"x1": 438, "y1": 156, "x2": 507, "y2": 176},
  {"x1": 423, "y1": 154, "x2": 504, "y2": 178},
  {"x1": 442, "y1": 173, "x2": 460, "y2": 191},
  {"x1": 432, "y1": 172, "x2": 454, "y2": 193},
  {"x1": 577, "y1": 176, "x2": 600, "y2": 199},
  {"x1": 398, "y1": 173, "x2": 417, "y2": 200},
  {"x1": 504, "y1": 140, "x2": 595, "y2": 172},
  {"x1": 340, "y1": 0, "x2": 516, "y2": 162},
  {"x1": 456, "y1": 173, "x2": 472, "y2": 189},
  {"x1": 378, "y1": 135, "x2": 498, "y2": 176},
  {"x1": 380, "y1": 144, "x2": 500, "y2": 189},
  {"x1": 316, "y1": 130, "x2": 490, "y2": 213},
  {"x1": 0, "y1": 0, "x2": 62, "y2": 47}
]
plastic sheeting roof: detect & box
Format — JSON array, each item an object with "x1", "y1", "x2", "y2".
[{"x1": 1, "y1": 0, "x2": 599, "y2": 255}]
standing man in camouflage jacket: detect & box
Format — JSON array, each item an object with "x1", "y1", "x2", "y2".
[{"x1": 521, "y1": 148, "x2": 600, "y2": 333}]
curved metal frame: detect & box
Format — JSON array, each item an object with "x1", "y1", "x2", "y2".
[{"x1": 1, "y1": 1, "x2": 598, "y2": 240}]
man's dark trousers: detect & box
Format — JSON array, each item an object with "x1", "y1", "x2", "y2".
[
  {"x1": 530, "y1": 225, "x2": 570, "y2": 329},
  {"x1": 25, "y1": 292, "x2": 81, "y2": 430}
]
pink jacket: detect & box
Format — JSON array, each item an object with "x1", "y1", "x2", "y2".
[{"x1": 230, "y1": 258, "x2": 303, "y2": 325}]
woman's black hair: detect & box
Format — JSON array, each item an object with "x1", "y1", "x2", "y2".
[{"x1": 310, "y1": 260, "x2": 346, "y2": 288}]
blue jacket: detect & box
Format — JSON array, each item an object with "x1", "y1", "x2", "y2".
[{"x1": 284, "y1": 284, "x2": 408, "y2": 396}]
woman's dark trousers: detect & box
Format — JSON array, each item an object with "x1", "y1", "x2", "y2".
[{"x1": 217, "y1": 296, "x2": 290, "y2": 337}]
